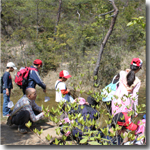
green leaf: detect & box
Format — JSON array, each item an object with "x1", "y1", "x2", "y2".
[
  {"x1": 54, "y1": 138, "x2": 60, "y2": 145},
  {"x1": 88, "y1": 141, "x2": 102, "y2": 145},
  {"x1": 90, "y1": 137, "x2": 95, "y2": 141},
  {"x1": 46, "y1": 134, "x2": 52, "y2": 141},
  {"x1": 33, "y1": 128, "x2": 38, "y2": 133},
  {"x1": 127, "y1": 22, "x2": 134, "y2": 26},
  {"x1": 141, "y1": 104, "x2": 146, "y2": 107},
  {"x1": 25, "y1": 121, "x2": 32, "y2": 128},
  {"x1": 55, "y1": 128, "x2": 60, "y2": 135},
  {"x1": 80, "y1": 138, "x2": 88, "y2": 144},
  {"x1": 38, "y1": 129, "x2": 43, "y2": 135},
  {"x1": 75, "y1": 132, "x2": 79, "y2": 137},
  {"x1": 62, "y1": 135, "x2": 67, "y2": 141}
]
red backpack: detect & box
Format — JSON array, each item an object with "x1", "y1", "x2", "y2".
[{"x1": 15, "y1": 67, "x2": 38, "y2": 89}]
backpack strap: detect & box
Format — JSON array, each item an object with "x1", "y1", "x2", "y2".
[
  {"x1": 112, "y1": 74, "x2": 120, "y2": 85},
  {"x1": 28, "y1": 67, "x2": 38, "y2": 72},
  {"x1": 7, "y1": 102, "x2": 29, "y2": 126},
  {"x1": 26, "y1": 67, "x2": 38, "y2": 79},
  {"x1": 11, "y1": 103, "x2": 29, "y2": 117},
  {"x1": 55, "y1": 81, "x2": 62, "y2": 89}
]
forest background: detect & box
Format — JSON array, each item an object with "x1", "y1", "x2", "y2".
[{"x1": 1, "y1": 0, "x2": 146, "y2": 92}]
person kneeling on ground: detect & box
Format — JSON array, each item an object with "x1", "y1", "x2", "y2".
[
  {"x1": 98, "y1": 112, "x2": 137, "y2": 145},
  {"x1": 7, "y1": 88, "x2": 45, "y2": 134}
]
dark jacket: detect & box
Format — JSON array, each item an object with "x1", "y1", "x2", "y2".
[
  {"x1": 3, "y1": 71, "x2": 13, "y2": 89},
  {"x1": 26, "y1": 66, "x2": 46, "y2": 90}
]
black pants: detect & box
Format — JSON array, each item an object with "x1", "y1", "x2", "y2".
[{"x1": 12, "y1": 110, "x2": 40, "y2": 129}]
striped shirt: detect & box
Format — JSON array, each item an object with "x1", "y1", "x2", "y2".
[{"x1": 11, "y1": 95, "x2": 44, "y2": 122}]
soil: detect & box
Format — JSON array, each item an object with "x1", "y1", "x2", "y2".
[{"x1": 1, "y1": 118, "x2": 63, "y2": 145}]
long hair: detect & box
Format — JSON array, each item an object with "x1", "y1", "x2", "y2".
[{"x1": 126, "y1": 65, "x2": 140, "y2": 87}]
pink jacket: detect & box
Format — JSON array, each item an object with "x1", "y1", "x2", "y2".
[{"x1": 112, "y1": 70, "x2": 141, "y2": 116}]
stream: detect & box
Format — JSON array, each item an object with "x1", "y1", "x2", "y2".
[{"x1": 1, "y1": 87, "x2": 146, "y2": 125}]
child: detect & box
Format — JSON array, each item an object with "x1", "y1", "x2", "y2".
[
  {"x1": 55, "y1": 70, "x2": 74, "y2": 103},
  {"x1": 2, "y1": 62, "x2": 17, "y2": 117}
]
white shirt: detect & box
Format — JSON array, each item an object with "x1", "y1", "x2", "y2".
[{"x1": 55, "y1": 80, "x2": 68, "y2": 102}]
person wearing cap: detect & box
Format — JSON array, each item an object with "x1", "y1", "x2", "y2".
[
  {"x1": 98, "y1": 112, "x2": 137, "y2": 145},
  {"x1": 2, "y1": 62, "x2": 17, "y2": 117},
  {"x1": 55, "y1": 70, "x2": 74, "y2": 103},
  {"x1": 112, "y1": 58, "x2": 142, "y2": 117},
  {"x1": 23, "y1": 59, "x2": 46, "y2": 94}
]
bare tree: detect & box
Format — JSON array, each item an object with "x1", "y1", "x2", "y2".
[
  {"x1": 93, "y1": 0, "x2": 119, "y2": 87},
  {"x1": 54, "y1": 0, "x2": 62, "y2": 40}
]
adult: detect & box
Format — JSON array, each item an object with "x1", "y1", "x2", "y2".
[
  {"x1": 55, "y1": 70, "x2": 74, "y2": 103},
  {"x1": 7, "y1": 88, "x2": 45, "y2": 134},
  {"x1": 23, "y1": 59, "x2": 46, "y2": 94},
  {"x1": 2, "y1": 62, "x2": 17, "y2": 117},
  {"x1": 112, "y1": 58, "x2": 142, "y2": 117}
]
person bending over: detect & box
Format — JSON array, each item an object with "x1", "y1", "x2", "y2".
[{"x1": 7, "y1": 88, "x2": 45, "y2": 134}]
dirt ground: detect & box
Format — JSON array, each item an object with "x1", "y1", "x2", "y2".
[{"x1": 1, "y1": 118, "x2": 63, "y2": 145}]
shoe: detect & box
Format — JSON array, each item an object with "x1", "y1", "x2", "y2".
[
  {"x1": 18, "y1": 128, "x2": 28, "y2": 134},
  {"x1": 3, "y1": 114, "x2": 10, "y2": 118}
]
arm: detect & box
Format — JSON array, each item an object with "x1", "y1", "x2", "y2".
[
  {"x1": 3, "y1": 72, "x2": 9, "y2": 96},
  {"x1": 131, "y1": 82, "x2": 141, "y2": 116},
  {"x1": 32, "y1": 100, "x2": 42, "y2": 112},
  {"x1": 58, "y1": 82, "x2": 69, "y2": 95},
  {"x1": 31, "y1": 70, "x2": 46, "y2": 90},
  {"x1": 61, "y1": 89, "x2": 70, "y2": 95},
  {"x1": 24, "y1": 105, "x2": 44, "y2": 122}
]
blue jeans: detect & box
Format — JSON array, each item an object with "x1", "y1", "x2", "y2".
[
  {"x1": 64, "y1": 94, "x2": 74, "y2": 103},
  {"x1": 3, "y1": 89, "x2": 11, "y2": 116}
]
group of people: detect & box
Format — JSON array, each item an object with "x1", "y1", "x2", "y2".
[{"x1": 1, "y1": 57, "x2": 146, "y2": 145}]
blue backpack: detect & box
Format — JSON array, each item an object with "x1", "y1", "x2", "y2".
[{"x1": 102, "y1": 75, "x2": 119, "y2": 102}]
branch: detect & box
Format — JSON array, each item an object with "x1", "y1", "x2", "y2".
[
  {"x1": 77, "y1": 10, "x2": 81, "y2": 22},
  {"x1": 93, "y1": 0, "x2": 119, "y2": 87},
  {"x1": 98, "y1": 10, "x2": 114, "y2": 17},
  {"x1": 54, "y1": 0, "x2": 62, "y2": 40}
]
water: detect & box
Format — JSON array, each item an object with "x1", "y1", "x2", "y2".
[
  {"x1": 1, "y1": 87, "x2": 146, "y2": 124},
  {"x1": 0, "y1": 88, "x2": 88, "y2": 114}
]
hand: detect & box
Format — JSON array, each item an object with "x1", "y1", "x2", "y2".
[
  {"x1": 6, "y1": 89, "x2": 9, "y2": 96},
  {"x1": 85, "y1": 102, "x2": 89, "y2": 105},
  {"x1": 134, "y1": 115, "x2": 138, "y2": 118},
  {"x1": 67, "y1": 89, "x2": 70, "y2": 93},
  {"x1": 43, "y1": 89, "x2": 46, "y2": 93}
]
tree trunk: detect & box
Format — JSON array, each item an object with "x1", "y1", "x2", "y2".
[
  {"x1": 93, "y1": 0, "x2": 119, "y2": 87},
  {"x1": 54, "y1": 0, "x2": 62, "y2": 40}
]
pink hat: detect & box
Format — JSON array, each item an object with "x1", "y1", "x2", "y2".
[
  {"x1": 59, "y1": 70, "x2": 71, "y2": 78},
  {"x1": 75, "y1": 97, "x2": 86, "y2": 105},
  {"x1": 131, "y1": 58, "x2": 143, "y2": 68}
]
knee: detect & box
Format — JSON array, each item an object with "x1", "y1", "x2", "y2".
[
  {"x1": 19, "y1": 110, "x2": 30, "y2": 121},
  {"x1": 23, "y1": 110, "x2": 30, "y2": 119}
]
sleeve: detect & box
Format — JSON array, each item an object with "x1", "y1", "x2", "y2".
[
  {"x1": 61, "y1": 89, "x2": 69, "y2": 95},
  {"x1": 32, "y1": 100, "x2": 42, "y2": 112},
  {"x1": 3, "y1": 72, "x2": 9, "y2": 89},
  {"x1": 58, "y1": 82, "x2": 66, "y2": 91},
  {"x1": 24, "y1": 105, "x2": 44, "y2": 122},
  {"x1": 31, "y1": 70, "x2": 46, "y2": 89},
  {"x1": 131, "y1": 82, "x2": 141, "y2": 116}
]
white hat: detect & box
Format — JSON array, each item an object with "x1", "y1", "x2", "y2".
[{"x1": 7, "y1": 62, "x2": 17, "y2": 70}]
